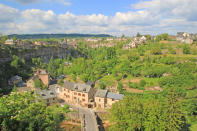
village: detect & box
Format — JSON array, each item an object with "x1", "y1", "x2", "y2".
[
  {"x1": 8, "y1": 69, "x2": 124, "y2": 109},
  {"x1": 2, "y1": 32, "x2": 197, "y2": 50}
]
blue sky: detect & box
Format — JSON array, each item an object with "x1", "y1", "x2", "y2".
[
  {"x1": 1, "y1": 0, "x2": 139, "y2": 15},
  {"x1": 0, "y1": 0, "x2": 197, "y2": 36}
]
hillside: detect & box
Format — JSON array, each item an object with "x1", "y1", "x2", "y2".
[{"x1": 7, "y1": 33, "x2": 113, "y2": 39}]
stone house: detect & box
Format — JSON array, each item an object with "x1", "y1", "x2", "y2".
[
  {"x1": 123, "y1": 41, "x2": 138, "y2": 49},
  {"x1": 4, "y1": 39, "x2": 15, "y2": 45},
  {"x1": 106, "y1": 92, "x2": 124, "y2": 108},
  {"x1": 94, "y1": 89, "x2": 108, "y2": 108},
  {"x1": 36, "y1": 89, "x2": 57, "y2": 106},
  {"x1": 59, "y1": 81, "x2": 95, "y2": 108},
  {"x1": 176, "y1": 32, "x2": 194, "y2": 44},
  {"x1": 139, "y1": 36, "x2": 147, "y2": 43},
  {"x1": 8, "y1": 75, "x2": 23, "y2": 86},
  {"x1": 34, "y1": 41, "x2": 42, "y2": 46},
  {"x1": 106, "y1": 38, "x2": 114, "y2": 41},
  {"x1": 26, "y1": 69, "x2": 50, "y2": 89},
  {"x1": 26, "y1": 76, "x2": 38, "y2": 89},
  {"x1": 35, "y1": 69, "x2": 50, "y2": 86},
  {"x1": 184, "y1": 38, "x2": 194, "y2": 44}
]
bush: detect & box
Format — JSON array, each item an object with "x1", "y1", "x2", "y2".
[
  {"x1": 161, "y1": 33, "x2": 169, "y2": 40},
  {"x1": 34, "y1": 78, "x2": 44, "y2": 88},
  {"x1": 128, "y1": 82, "x2": 139, "y2": 89},
  {"x1": 182, "y1": 45, "x2": 190, "y2": 54},
  {"x1": 139, "y1": 79, "x2": 146, "y2": 87},
  {"x1": 151, "y1": 47, "x2": 162, "y2": 55},
  {"x1": 99, "y1": 81, "x2": 106, "y2": 89},
  {"x1": 128, "y1": 53, "x2": 140, "y2": 62},
  {"x1": 117, "y1": 82, "x2": 124, "y2": 93},
  {"x1": 168, "y1": 47, "x2": 176, "y2": 54},
  {"x1": 58, "y1": 79, "x2": 64, "y2": 86}
]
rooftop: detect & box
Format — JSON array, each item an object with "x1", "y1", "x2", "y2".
[
  {"x1": 74, "y1": 83, "x2": 91, "y2": 93},
  {"x1": 36, "y1": 89, "x2": 57, "y2": 100},
  {"x1": 63, "y1": 81, "x2": 92, "y2": 93},
  {"x1": 63, "y1": 81, "x2": 74, "y2": 90},
  {"x1": 95, "y1": 89, "x2": 108, "y2": 98},
  {"x1": 107, "y1": 92, "x2": 124, "y2": 100},
  {"x1": 9, "y1": 75, "x2": 22, "y2": 81}
]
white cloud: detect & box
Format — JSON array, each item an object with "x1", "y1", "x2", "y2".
[
  {"x1": 0, "y1": 0, "x2": 197, "y2": 36},
  {"x1": 55, "y1": 0, "x2": 71, "y2": 6},
  {"x1": 11, "y1": 0, "x2": 40, "y2": 4},
  {"x1": 0, "y1": 4, "x2": 20, "y2": 22},
  {"x1": 133, "y1": 0, "x2": 197, "y2": 21},
  {"x1": 112, "y1": 11, "x2": 161, "y2": 26}
]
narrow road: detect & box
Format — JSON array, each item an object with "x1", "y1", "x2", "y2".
[{"x1": 61, "y1": 103, "x2": 98, "y2": 131}]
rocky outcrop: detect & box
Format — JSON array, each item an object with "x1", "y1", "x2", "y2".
[{"x1": 0, "y1": 46, "x2": 81, "y2": 63}]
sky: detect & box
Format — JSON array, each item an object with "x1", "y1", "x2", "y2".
[{"x1": 0, "y1": 0, "x2": 197, "y2": 36}]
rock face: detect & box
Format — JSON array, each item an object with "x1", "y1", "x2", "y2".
[{"x1": 0, "y1": 46, "x2": 81, "y2": 63}]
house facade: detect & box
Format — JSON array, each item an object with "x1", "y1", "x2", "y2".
[
  {"x1": 26, "y1": 69, "x2": 50, "y2": 89},
  {"x1": 176, "y1": 32, "x2": 194, "y2": 44},
  {"x1": 94, "y1": 89, "x2": 108, "y2": 108},
  {"x1": 4, "y1": 39, "x2": 15, "y2": 45},
  {"x1": 58, "y1": 81, "x2": 124, "y2": 109},
  {"x1": 36, "y1": 89, "x2": 57, "y2": 106},
  {"x1": 59, "y1": 81, "x2": 95, "y2": 108}
]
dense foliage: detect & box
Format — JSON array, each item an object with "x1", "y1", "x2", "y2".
[
  {"x1": 0, "y1": 92, "x2": 69, "y2": 130},
  {"x1": 109, "y1": 89, "x2": 189, "y2": 131},
  {"x1": 1, "y1": 35, "x2": 197, "y2": 129}
]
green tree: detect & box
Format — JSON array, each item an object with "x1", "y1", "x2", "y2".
[
  {"x1": 143, "y1": 99, "x2": 166, "y2": 131},
  {"x1": 58, "y1": 78, "x2": 64, "y2": 86},
  {"x1": 48, "y1": 57, "x2": 57, "y2": 78},
  {"x1": 10, "y1": 55, "x2": 20, "y2": 69},
  {"x1": 0, "y1": 92, "x2": 67, "y2": 130},
  {"x1": 117, "y1": 82, "x2": 123, "y2": 93},
  {"x1": 109, "y1": 96, "x2": 144, "y2": 131},
  {"x1": 99, "y1": 81, "x2": 106, "y2": 89},
  {"x1": 128, "y1": 52, "x2": 140, "y2": 62},
  {"x1": 34, "y1": 78, "x2": 46, "y2": 89},
  {"x1": 151, "y1": 47, "x2": 162, "y2": 55},
  {"x1": 164, "y1": 88, "x2": 184, "y2": 131},
  {"x1": 145, "y1": 35, "x2": 152, "y2": 41},
  {"x1": 107, "y1": 47, "x2": 116, "y2": 59},
  {"x1": 182, "y1": 45, "x2": 190, "y2": 54},
  {"x1": 12, "y1": 36, "x2": 17, "y2": 41},
  {"x1": 155, "y1": 35, "x2": 161, "y2": 42},
  {"x1": 136, "y1": 32, "x2": 141, "y2": 37},
  {"x1": 139, "y1": 79, "x2": 146, "y2": 87},
  {"x1": 0, "y1": 35, "x2": 8, "y2": 43},
  {"x1": 161, "y1": 33, "x2": 169, "y2": 40}
]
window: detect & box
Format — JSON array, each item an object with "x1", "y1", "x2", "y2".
[
  {"x1": 99, "y1": 99, "x2": 101, "y2": 102},
  {"x1": 74, "y1": 92, "x2": 77, "y2": 95},
  {"x1": 64, "y1": 93, "x2": 66, "y2": 96},
  {"x1": 64, "y1": 89, "x2": 66, "y2": 91},
  {"x1": 67, "y1": 95, "x2": 70, "y2": 98},
  {"x1": 74, "y1": 97, "x2": 76, "y2": 99},
  {"x1": 82, "y1": 99, "x2": 85, "y2": 101},
  {"x1": 82, "y1": 94, "x2": 85, "y2": 97},
  {"x1": 78, "y1": 93, "x2": 81, "y2": 96},
  {"x1": 53, "y1": 98, "x2": 55, "y2": 100}
]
